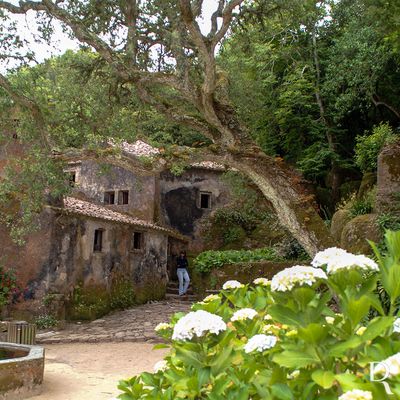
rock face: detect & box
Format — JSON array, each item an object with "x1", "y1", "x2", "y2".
[
  {"x1": 376, "y1": 142, "x2": 400, "y2": 214},
  {"x1": 330, "y1": 209, "x2": 353, "y2": 243},
  {"x1": 357, "y1": 172, "x2": 377, "y2": 200},
  {"x1": 340, "y1": 214, "x2": 382, "y2": 254}
]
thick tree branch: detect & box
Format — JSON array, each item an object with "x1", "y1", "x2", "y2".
[
  {"x1": 211, "y1": 0, "x2": 243, "y2": 49},
  {"x1": 0, "y1": 72, "x2": 53, "y2": 149}
]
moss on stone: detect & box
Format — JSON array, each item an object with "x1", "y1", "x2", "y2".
[
  {"x1": 340, "y1": 214, "x2": 382, "y2": 254},
  {"x1": 330, "y1": 209, "x2": 353, "y2": 242}
]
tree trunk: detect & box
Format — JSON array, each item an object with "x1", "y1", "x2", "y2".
[{"x1": 227, "y1": 150, "x2": 336, "y2": 255}]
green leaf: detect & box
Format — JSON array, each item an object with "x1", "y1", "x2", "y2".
[
  {"x1": 269, "y1": 304, "x2": 304, "y2": 326},
  {"x1": 153, "y1": 343, "x2": 170, "y2": 350},
  {"x1": 311, "y1": 370, "x2": 336, "y2": 389},
  {"x1": 271, "y1": 383, "x2": 294, "y2": 400},
  {"x1": 298, "y1": 323, "x2": 328, "y2": 344},
  {"x1": 272, "y1": 350, "x2": 319, "y2": 368},
  {"x1": 362, "y1": 316, "x2": 394, "y2": 341},
  {"x1": 329, "y1": 336, "x2": 362, "y2": 357}
]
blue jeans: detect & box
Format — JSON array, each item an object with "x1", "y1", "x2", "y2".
[{"x1": 177, "y1": 268, "x2": 190, "y2": 295}]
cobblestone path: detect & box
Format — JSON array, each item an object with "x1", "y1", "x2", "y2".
[{"x1": 36, "y1": 300, "x2": 191, "y2": 344}]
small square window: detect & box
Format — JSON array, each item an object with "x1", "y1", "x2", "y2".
[
  {"x1": 94, "y1": 229, "x2": 104, "y2": 252},
  {"x1": 132, "y1": 232, "x2": 143, "y2": 250},
  {"x1": 68, "y1": 171, "x2": 76, "y2": 187},
  {"x1": 104, "y1": 191, "x2": 115, "y2": 205},
  {"x1": 118, "y1": 190, "x2": 129, "y2": 205},
  {"x1": 200, "y1": 192, "x2": 211, "y2": 209}
]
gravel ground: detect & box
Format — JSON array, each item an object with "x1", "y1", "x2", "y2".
[{"x1": 31, "y1": 342, "x2": 169, "y2": 400}]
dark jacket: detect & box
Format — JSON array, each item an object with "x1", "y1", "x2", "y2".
[{"x1": 177, "y1": 256, "x2": 188, "y2": 269}]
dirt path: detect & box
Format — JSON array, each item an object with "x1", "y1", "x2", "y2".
[{"x1": 32, "y1": 342, "x2": 169, "y2": 400}]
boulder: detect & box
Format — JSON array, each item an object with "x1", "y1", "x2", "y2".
[
  {"x1": 376, "y1": 141, "x2": 400, "y2": 213},
  {"x1": 357, "y1": 172, "x2": 377, "y2": 200},
  {"x1": 340, "y1": 214, "x2": 382, "y2": 254},
  {"x1": 330, "y1": 209, "x2": 353, "y2": 243}
]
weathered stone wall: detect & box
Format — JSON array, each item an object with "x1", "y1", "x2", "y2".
[
  {"x1": 159, "y1": 168, "x2": 231, "y2": 253},
  {"x1": 0, "y1": 209, "x2": 55, "y2": 302},
  {"x1": 45, "y1": 214, "x2": 169, "y2": 297},
  {"x1": 376, "y1": 142, "x2": 400, "y2": 214},
  {"x1": 71, "y1": 160, "x2": 157, "y2": 221}
]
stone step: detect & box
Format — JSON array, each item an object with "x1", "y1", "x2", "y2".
[
  {"x1": 165, "y1": 293, "x2": 198, "y2": 302},
  {"x1": 166, "y1": 287, "x2": 194, "y2": 295}
]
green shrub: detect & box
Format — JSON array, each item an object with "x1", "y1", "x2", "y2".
[
  {"x1": 68, "y1": 284, "x2": 111, "y2": 320},
  {"x1": 0, "y1": 265, "x2": 19, "y2": 308},
  {"x1": 35, "y1": 314, "x2": 58, "y2": 329},
  {"x1": 193, "y1": 247, "x2": 283, "y2": 273},
  {"x1": 355, "y1": 122, "x2": 397, "y2": 173},
  {"x1": 110, "y1": 279, "x2": 136, "y2": 310},
  {"x1": 118, "y1": 230, "x2": 400, "y2": 399}
]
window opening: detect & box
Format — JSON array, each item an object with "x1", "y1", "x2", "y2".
[
  {"x1": 132, "y1": 232, "x2": 142, "y2": 250},
  {"x1": 68, "y1": 171, "x2": 76, "y2": 187},
  {"x1": 93, "y1": 229, "x2": 103, "y2": 252},
  {"x1": 200, "y1": 192, "x2": 211, "y2": 209},
  {"x1": 118, "y1": 190, "x2": 129, "y2": 205},
  {"x1": 104, "y1": 191, "x2": 115, "y2": 205}
]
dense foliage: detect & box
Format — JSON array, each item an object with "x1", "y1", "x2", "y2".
[
  {"x1": 219, "y1": 0, "x2": 400, "y2": 205},
  {"x1": 118, "y1": 230, "x2": 400, "y2": 399},
  {"x1": 355, "y1": 123, "x2": 398, "y2": 173},
  {"x1": 0, "y1": 265, "x2": 18, "y2": 308},
  {"x1": 193, "y1": 247, "x2": 283, "y2": 273}
]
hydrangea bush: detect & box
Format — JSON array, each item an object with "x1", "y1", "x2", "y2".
[{"x1": 118, "y1": 231, "x2": 400, "y2": 399}]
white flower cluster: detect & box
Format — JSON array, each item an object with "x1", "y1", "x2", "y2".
[
  {"x1": 374, "y1": 352, "x2": 400, "y2": 377},
  {"x1": 253, "y1": 278, "x2": 271, "y2": 286},
  {"x1": 312, "y1": 247, "x2": 378, "y2": 274},
  {"x1": 172, "y1": 310, "x2": 226, "y2": 341},
  {"x1": 231, "y1": 308, "x2": 258, "y2": 322},
  {"x1": 222, "y1": 280, "x2": 244, "y2": 290},
  {"x1": 271, "y1": 265, "x2": 327, "y2": 292},
  {"x1": 154, "y1": 322, "x2": 171, "y2": 332},
  {"x1": 244, "y1": 334, "x2": 277, "y2": 353},
  {"x1": 393, "y1": 317, "x2": 400, "y2": 333},
  {"x1": 338, "y1": 389, "x2": 373, "y2": 400},
  {"x1": 202, "y1": 294, "x2": 220, "y2": 302},
  {"x1": 153, "y1": 360, "x2": 168, "y2": 373}
]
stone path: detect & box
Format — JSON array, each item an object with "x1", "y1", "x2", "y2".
[{"x1": 36, "y1": 300, "x2": 191, "y2": 344}]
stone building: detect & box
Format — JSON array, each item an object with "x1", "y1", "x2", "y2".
[{"x1": 0, "y1": 138, "x2": 234, "y2": 313}]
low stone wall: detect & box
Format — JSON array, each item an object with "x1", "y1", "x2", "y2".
[
  {"x1": 0, "y1": 343, "x2": 44, "y2": 400},
  {"x1": 192, "y1": 261, "x2": 299, "y2": 294}
]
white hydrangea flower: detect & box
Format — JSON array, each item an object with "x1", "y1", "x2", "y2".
[
  {"x1": 338, "y1": 389, "x2": 373, "y2": 400},
  {"x1": 374, "y1": 352, "x2": 400, "y2": 377},
  {"x1": 154, "y1": 322, "x2": 172, "y2": 332},
  {"x1": 271, "y1": 265, "x2": 327, "y2": 292},
  {"x1": 244, "y1": 334, "x2": 277, "y2": 353},
  {"x1": 287, "y1": 370, "x2": 300, "y2": 380},
  {"x1": 264, "y1": 314, "x2": 273, "y2": 321},
  {"x1": 312, "y1": 248, "x2": 378, "y2": 274},
  {"x1": 356, "y1": 326, "x2": 367, "y2": 336},
  {"x1": 231, "y1": 308, "x2": 258, "y2": 322},
  {"x1": 222, "y1": 280, "x2": 244, "y2": 290},
  {"x1": 312, "y1": 247, "x2": 349, "y2": 267},
  {"x1": 202, "y1": 294, "x2": 220, "y2": 302},
  {"x1": 253, "y1": 278, "x2": 271, "y2": 286},
  {"x1": 393, "y1": 317, "x2": 400, "y2": 333},
  {"x1": 172, "y1": 310, "x2": 226, "y2": 341},
  {"x1": 325, "y1": 316, "x2": 335, "y2": 324},
  {"x1": 153, "y1": 360, "x2": 168, "y2": 373}
]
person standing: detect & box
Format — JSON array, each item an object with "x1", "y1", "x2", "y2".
[{"x1": 176, "y1": 251, "x2": 190, "y2": 296}]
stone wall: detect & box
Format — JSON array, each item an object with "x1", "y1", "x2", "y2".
[
  {"x1": 45, "y1": 213, "x2": 169, "y2": 298},
  {"x1": 376, "y1": 142, "x2": 400, "y2": 214},
  {"x1": 159, "y1": 168, "x2": 231, "y2": 253},
  {"x1": 70, "y1": 160, "x2": 157, "y2": 221},
  {"x1": 7, "y1": 209, "x2": 170, "y2": 317}
]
